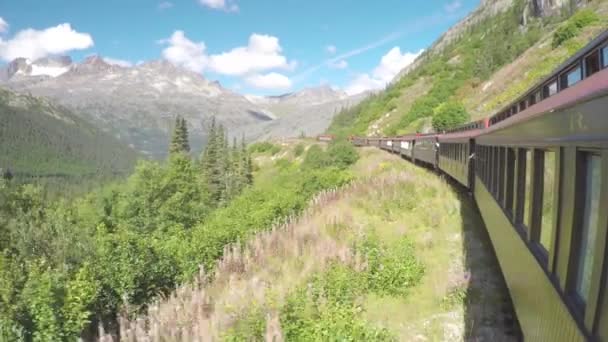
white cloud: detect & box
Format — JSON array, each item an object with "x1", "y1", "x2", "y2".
[
  {"x1": 160, "y1": 30, "x2": 207, "y2": 73},
  {"x1": 160, "y1": 31, "x2": 295, "y2": 90},
  {"x1": 326, "y1": 45, "x2": 336, "y2": 54},
  {"x1": 208, "y1": 33, "x2": 292, "y2": 76},
  {"x1": 198, "y1": 0, "x2": 239, "y2": 12},
  {"x1": 329, "y1": 59, "x2": 348, "y2": 69},
  {"x1": 158, "y1": 1, "x2": 174, "y2": 10},
  {"x1": 245, "y1": 72, "x2": 292, "y2": 90},
  {"x1": 444, "y1": 0, "x2": 462, "y2": 13},
  {"x1": 345, "y1": 47, "x2": 423, "y2": 95},
  {"x1": 103, "y1": 57, "x2": 133, "y2": 67},
  {"x1": 0, "y1": 17, "x2": 8, "y2": 34},
  {"x1": 0, "y1": 23, "x2": 93, "y2": 61}
]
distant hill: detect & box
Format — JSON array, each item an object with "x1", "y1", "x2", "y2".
[
  {"x1": 328, "y1": 0, "x2": 607, "y2": 136},
  {"x1": 0, "y1": 87, "x2": 138, "y2": 181}
]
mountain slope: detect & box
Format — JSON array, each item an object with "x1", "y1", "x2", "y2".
[
  {"x1": 2, "y1": 59, "x2": 366, "y2": 158},
  {"x1": 0, "y1": 87, "x2": 138, "y2": 178},
  {"x1": 328, "y1": 0, "x2": 606, "y2": 136}
]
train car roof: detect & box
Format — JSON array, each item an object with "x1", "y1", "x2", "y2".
[{"x1": 481, "y1": 67, "x2": 608, "y2": 135}]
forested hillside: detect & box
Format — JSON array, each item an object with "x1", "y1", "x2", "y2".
[
  {"x1": 0, "y1": 88, "x2": 138, "y2": 188},
  {"x1": 328, "y1": 0, "x2": 608, "y2": 136},
  {"x1": 0, "y1": 116, "x2": 357, "y2": 340}
]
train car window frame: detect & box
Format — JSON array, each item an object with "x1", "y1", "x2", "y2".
[
  {"x1": 543, "y1": 79, "x2": 558, "y2": 99},
  {"x1": 602, "y1": 44, "x2": 608, "y2": 69},
  {"x1": 506, "y1": 148, "x2": 516, "y2": 216},
  {"x1": 523, "y1": 149, "x2": 534, "y2": 234},
  {"x1": 568, "y1": 151, "x2": 603, "y2": 315},
  {"x1": 515, "y1": 149, "x2": 527, "y2": 229},
  {"x1": 498, "y1": 147, "x2": 506, "y2": 205},
  {"x1": 561, "y1": 64, "x2": 583, "y2": 90},
  {"x1": 585, "y1": 49, "x2": 601, "y2": 77},
  {"x1": 534, "y1": 149, "x2": 557, "y2": 260}
]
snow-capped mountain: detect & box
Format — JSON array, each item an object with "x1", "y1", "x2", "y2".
[{"x1": 0, "y1": 56, "x2": 366, "y2": 158}]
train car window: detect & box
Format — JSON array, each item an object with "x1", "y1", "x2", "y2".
[
  {"x1": 539, "y1": 151, "x2": 556, "y2": 254},
  {"x1": 498, "y1": 147, "x2": 506, "y2": 204},
  {"x1": 603, "y1": 45, "x2": 608, "y2": 68},
  {"x1": 561, "y1": 65, "x2": 582, "y2": 89},
  {"x1": 570, "y1": 153, "x2": 602, "y2": 309},
  {"x1": 506, "y1": 148, "x2": 516, "y2": 216},
  {"x1": 585, "y1": 50, "x2": 601, "y2": 77},
  {"x1": 543, "y1": 80, "x2": 558, "y2": 98},
  {"x1": 529, "y1": 90, "x2": 541, "y2": 106},
  {"x1": 519, "y1": 101, "x2": 527, "y2": 112},
  {"x1": 523, "y1": 150, "x2": 533, "y2": 230}
]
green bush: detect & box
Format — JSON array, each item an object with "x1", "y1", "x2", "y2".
[
  {"x1": 248, "y1": 141, "x2": 281, "y2": 155},
  {"x1": 552, "y1": 9, "x2": 599, "y2": 48},
  {"x1": 293, "y1": 143, "x2": 305, "y2": 157},
  {"x1": 432, "y1": 101, "x2": 470, "y2": 132}
]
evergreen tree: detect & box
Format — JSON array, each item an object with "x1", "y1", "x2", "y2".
[
  {"x1": 179, "y1": 118, "x2": 190, "y2": 153},
  {"x1": 241, "y1": 135, "x2": 253, "y2": 186},
  {"x1": 169, "y1": 116, "x2": 190, "y2": 155}
]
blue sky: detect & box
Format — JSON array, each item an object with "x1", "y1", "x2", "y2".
[{"x1": 0, "y1": 0, "x2": 479, "y2": 95}]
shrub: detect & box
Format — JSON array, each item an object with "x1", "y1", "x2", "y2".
[
  {"x1": 432, "y1": 101, "x2": 470, "y2": 132},
  {"x1": 248, "y1": 141, "x2": 281, "y2": 155},
  {"x1": 327, "y1": 140, "x2": 359, "y2": 169},
  {"x1": 552, "y1": 9, "x2": 599, "y2": 48},
  {"x1": 293, "y1": 143, "x2": 305, "y2": 157}
]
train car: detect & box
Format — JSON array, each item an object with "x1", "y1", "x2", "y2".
[
  {"x1": 398, "y1": 134, "x2": 417, "y2": 160},
  {"x1": 412, "y1": 133, "x2": 439, "y2": 168},
  {"x1": 473, "y1": 30, "x2": 608, "y2": 341},
  {"x1": 391, "y1": 137, "x2": 402, "y2": 154},
  {"x1": 350, "y1": 30, "x2": 608, "y2": 341},
  {"x1": 438, "y1": 118, "x2": 490, "y2": 188}
]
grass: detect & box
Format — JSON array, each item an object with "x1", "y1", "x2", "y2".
[{"x1": 104, "y1": 145, "x2": 516, "y2": 340}]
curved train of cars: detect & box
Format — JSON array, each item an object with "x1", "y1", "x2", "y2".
[{"x1": 350, "y1": 30, "x2": 608, "y2": 341}]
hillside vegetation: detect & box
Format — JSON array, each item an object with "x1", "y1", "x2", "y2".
[
  {"x1": 328, "y1": 0, "x2": 608, "y2": 136},
  {"x1": 0, "y1": 127, "x2": 355, "y2": 340},
  {"x1": 0, "y1": 88, "x2": 139, "y2": 192},
  {"x1": 101, "y1": 146, "x2": 516, "y2": 341}
]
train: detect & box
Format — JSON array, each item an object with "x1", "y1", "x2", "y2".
[{"x1": 350, "y1": 30, "x2": 608, "y2": 341}]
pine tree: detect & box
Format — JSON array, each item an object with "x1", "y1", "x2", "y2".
[
  {"x1": 169, "y1": 116, "x2": 190, "y2": 155},
  {"x1": 179, "y1": 118, "x2": 190, "y2": 153},
  {"x1": 240, "y1": 135, "x2": 253, "y2": 186}
]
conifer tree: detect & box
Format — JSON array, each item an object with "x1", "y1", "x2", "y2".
[
  {"x1": 169, "y1": 116, "x2": 190, "y2": 155},
  {"x1": 179, "y1": 118, "x2": 190, "y2": 153}
]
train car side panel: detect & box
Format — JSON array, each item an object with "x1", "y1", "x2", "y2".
[{"x1": 475, "y1": 178, "x2": 585, "y2": 341}]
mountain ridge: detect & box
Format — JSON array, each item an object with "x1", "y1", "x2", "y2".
[{"x1": 1, "y1": 56, "x2": 365, "y2": 158}]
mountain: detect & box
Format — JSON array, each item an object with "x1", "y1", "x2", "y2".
[
  {"x1": 247, "y1": 86, "x2": 369, "y2": 139},
  {"x1": 329, "y1": 0, "x2": 604, "y2": 136},
  {"x1": 0, "y1": 87, "x2": 138, "y2": 180},
  {"x1": 1, "y1": 58, "x2": 365, "y2": 158}
]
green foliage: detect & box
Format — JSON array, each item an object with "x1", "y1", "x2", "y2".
[
  {"x1": 279, "y1": 265, "x2": 395, "y2": 342},
  {"x1": 356, "y1": 236, "x2": 425, "y2": 297},
  {"x1": 278, "y1": 235, "x2": 422, "y2": 341},
  {"x1": 552, "y1": 9, "x2": 599, "y2": 48},
  {"x1": 248, "y1": 141, "x2": 281, "y2": 155},
  {"x1": 302, "y1": 140, "x2": 359, "y2": 170},
  {"x1": 431, "y1": 101, "x2": 470, "y2": 132},
  {"x1": 0, "y1": 88, "x2": 138, "y2": 190},
  {"x1": 293, "y1": 143, "x2": 305, "y2": 157}
]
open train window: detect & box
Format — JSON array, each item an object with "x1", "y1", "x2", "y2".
[
  {"x1": 529, "y1": 90, "x2": 541, "y2": 106},
  {"x1": 603, "y1": 45, "x2": 608, "y2": 68},
  {"x1": 538, "y1": 150, "x2": 556, "y2": 255},
  {"x1": 543, "y1": 79, "x2": 558, "y2": 99},
  {"x1": 569, "y1": 153, "x2": 602, "y2": 312},
  {"x1": 560, "y1": 64, "x2": 582, "y2": 90},
  {"x1": 585, "y1": 50, "x2": 601, "y2": 77},
  {"x1": 523, "y1": 150, "x2": 533, "y2": 231}
]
